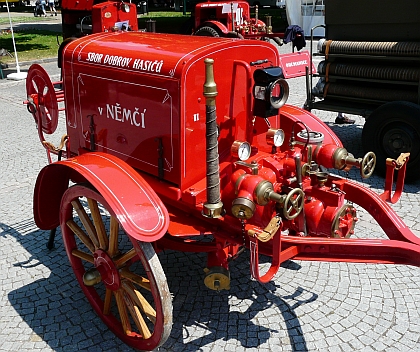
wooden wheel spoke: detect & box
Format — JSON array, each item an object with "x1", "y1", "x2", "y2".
[
  {"x1": 115, "y1": 248, "x2": 138, "y2": 268},
  {"x1": 122, "y1": 282, "x2": 152, "y2": 339},
  {"x1": 103, "y1": 288, "x2": 113, "y2": 315},
  {"x1": 122, "y1": 281, "x2": 156, "y2": 324},
  {"x1": 66, "y1": 219, "x2": 95, "y2": 253},
  {"x1": 60, "y1": 185, "x2": 172, "y2": 350},
  {"x1": 71, "y1": 199, "x2": 100, "y2": 249},
  {"x1": 120, "y1": 267, "x2": 151, "y2": 291},
  {"x1": 114, "y1": 289, "x2": 132, "y2": 335},
  {"x1": 87, "y1": 198, "x2": 109, "y2": 251},
  {"x1": 71, "y1": 249, "x2": 94, "y2": 264},
  {"x1": 109, "y1": 216, "x2": 120, "y2": 257}
]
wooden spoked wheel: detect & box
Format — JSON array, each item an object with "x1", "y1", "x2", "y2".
[
  {"x1": 60, "y1": 184, "x2": 172, "y2": 351},
  {"x1": 26, "y1": 64, "x2": 58, "y2": 134}
]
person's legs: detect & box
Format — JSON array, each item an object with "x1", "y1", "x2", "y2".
[
  {"x1": 48, "y1": 2, "x2": 55, "y2": 15},
  {"x1": 335, "y1": 112, "x2": 355, "y2": 124}
]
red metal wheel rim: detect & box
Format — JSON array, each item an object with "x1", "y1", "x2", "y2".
[
  {"x1": 60, "y1": 184, "x2": 172, "y2": 351},
  {"x1": 26, "y1": 64, "x2": 59, "y2": 134}
]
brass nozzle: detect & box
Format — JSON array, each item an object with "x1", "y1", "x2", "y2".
[{"x1": 203, "y1": 58, "x2": 218, "y2": 105}]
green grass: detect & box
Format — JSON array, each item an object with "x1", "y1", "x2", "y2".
[
  {"x1": 0, "y1": 15, "x2": 51, "y2": 26},
  {"x1": 138, "y1": 10, "x2": 192, "y2": 34},
  {"x1": 0, "y1": 29, "x2": 60, "y2": 63}
]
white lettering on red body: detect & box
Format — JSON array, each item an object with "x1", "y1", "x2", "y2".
[
  {"x1": 99, "y1": 104, "x2": 146, "y2": 128},
  {"x1": 85, "y1": 52, "x2": 164, "y2": 73},
  {"x1": 132, "y1": 59, "x2": 164, "y2": 73},
  {"x1": 86, "y1": 52, "x2": 103, "y2": 63},
  {"x1": 103, "y1": 55, "x2": 132, "y2": 68},
  {"x1": 85, "y1": 52, "x2": 132, "y2": 68}
]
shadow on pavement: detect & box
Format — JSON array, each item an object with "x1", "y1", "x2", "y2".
[{"x1": 3, "y1": 219, "x2": 318, "y2": 351}]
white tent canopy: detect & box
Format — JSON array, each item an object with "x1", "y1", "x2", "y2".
[{"x1": 285, "y1": 0, "x2": 325, "y2": 37}]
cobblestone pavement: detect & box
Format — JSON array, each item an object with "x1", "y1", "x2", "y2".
[{"x1": 0, "y1": 37, "x2": 420, "y2": 352}]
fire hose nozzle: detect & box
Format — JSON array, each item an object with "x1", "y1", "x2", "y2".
[
  {"x1": 202, "y1": 57, "x2": 223, "y2": 218},
  {"x1": 203, "y1": 58, "x2": 218, "y2": 105}
]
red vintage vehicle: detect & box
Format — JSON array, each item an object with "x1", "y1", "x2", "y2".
[
  {"x1": 24, "y1": 1, "x2": 420, "y2": 351},
  {"x1": 192, "y1": 0, "x2": 284, "y2": 46}
]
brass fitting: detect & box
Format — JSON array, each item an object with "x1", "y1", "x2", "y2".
[
  {"x1": 203, "y1": 267, "x2": 230, "y2": 290},
  {"x1": 203, "y1": 58, "x2": 218, "y2": 106}
]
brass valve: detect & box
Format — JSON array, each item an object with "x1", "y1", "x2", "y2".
[
  {"x1": 255, "y1": 180, "x2": 304, "y2": 220},
  {"x1": 333, "y1": 148, "x2": 376, "y2": 179}
]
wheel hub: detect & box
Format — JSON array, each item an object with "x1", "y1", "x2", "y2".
[
  {"x1": 93, "y1": 249, "x2": 121, "y2": 290},
  {"x1": 384, "y1": 130, "x2": 411, "y2": 156}
]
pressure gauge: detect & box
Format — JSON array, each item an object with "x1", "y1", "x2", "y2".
[
  {"x1": 231, "y1": 140, "x2": 251, "y2": 161},
  {"x1": 266, "y1": 128, "x2": 285, "y2": 147}
]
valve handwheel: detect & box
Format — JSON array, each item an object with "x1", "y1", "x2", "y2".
[
  {"x1": 283, "y1": 188, "x2": 305, "y2": 220},
  {"x1": 26, "y1": 64, "x2": 59, "y2": 134},
  {"x1": 360, "y1": 152, "x2": 376, "y2": 179}
]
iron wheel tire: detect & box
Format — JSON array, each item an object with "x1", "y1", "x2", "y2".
[
  {"x1": 362, "y1": 101, "x2": 420, "y2": 181},
  {"x1": 194, "y1": 26, "x2": 220, "y2": 37}
]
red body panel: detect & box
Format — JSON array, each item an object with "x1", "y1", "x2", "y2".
[
  {"x1": 92, "y1": 2, "x2": 138, "y2": 33},
  {"x1": 62, "y1": 32, "x2": 280, "y2": 190}
]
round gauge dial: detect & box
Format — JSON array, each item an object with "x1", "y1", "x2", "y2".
[
  {"x1": 231, "y1": 140, "x2": 252, "y2": 161},
  {"x1": 266, "y1": 128, "x2": 285, "y2": 147}
]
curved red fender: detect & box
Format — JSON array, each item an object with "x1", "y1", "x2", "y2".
[
  {"x1": 280, "y1": 105, "x2": 343, "y2": 148},
  {"x1": 33, "y1": 152, "x2": 169, "y2": 242}
]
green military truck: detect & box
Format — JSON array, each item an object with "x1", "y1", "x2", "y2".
[{"x1": 305, "y1": 0, "x2": 420, "y2": 180}]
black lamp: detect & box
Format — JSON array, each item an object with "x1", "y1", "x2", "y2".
[{"x1": 253, "y1": 66, "x2": 289, "y2": 118}]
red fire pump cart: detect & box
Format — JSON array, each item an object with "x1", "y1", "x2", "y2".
[{"x1": 24, "y1": 1, "x2": 420, "y2": 350}]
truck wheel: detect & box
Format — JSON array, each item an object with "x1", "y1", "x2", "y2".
[
  {"x1": 195, "y1": 26, "x2": 220, "y2": 37},
  {"x1": 60, "y1": 184, "x2": 172, "y2": 351},
  {"x1": 362, "y1": 101, "x2": 420, "y2": 181}
]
